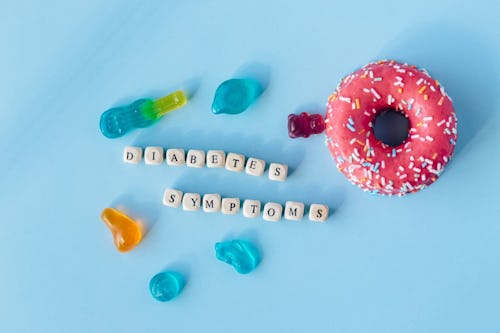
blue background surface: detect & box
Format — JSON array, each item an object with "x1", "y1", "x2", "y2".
[{"x1": 1, "y1": 1, "x2": 499, "y2": 332}]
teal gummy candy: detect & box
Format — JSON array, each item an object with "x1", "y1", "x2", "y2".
[
  {"x1": 215, "y1": 240, "x2": 261, "y2": 274},
  {"x1": 149, "y1": 271, "x2": 185, "y2": 302},
  {"x1": 100, "y1": 91, "x2": 187, "y2": 138},
  {"x1": 212, "y1": 79, "x2": 263, "y2": 115},
  {"x1": 100, "y1": 99, "x2": 156, "y2": 138}
]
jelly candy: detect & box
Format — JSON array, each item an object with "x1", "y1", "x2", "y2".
[
  {"x1": 288, "y1": 112, "x2": 325, "y2": 138},
  {"x1": 149, "y1": 271, "x2": 185, "y2": 302},
  {"x1": 215, "y1": 240, "x2": 260, "y2": 274},
  {"x1": 100, "y1": 90, "x2": 187, "y2": 138},
  {"x1": 101, "y1": 207, "x2": 142, "y2": 252},
  {"x1": 212, "y1": 79, "x2": 263, "y2": 115}
]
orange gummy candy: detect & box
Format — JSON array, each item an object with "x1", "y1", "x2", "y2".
[{"x1": 101, "y1": 207, "x2": 142, "y2": 252}]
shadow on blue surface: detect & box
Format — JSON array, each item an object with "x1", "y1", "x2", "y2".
[
  {"x1": 133, "y1": 126, "x2": 307, "y2": 175},
  {"x1": 378, "y1": 21, "x2": 499, "y2": 159},
  {"x1": 111, "y1": 76, "x2": 203, "y2": 107},
  {"x1": 110, "y1": 194, "x2": 161, "y2": 239},
  {"x1": 171, "y1": 171, "x2": 345, "y2": 219},
  {"x1": 294, "y1": 102, "x2": 325, "y2": 116},
  {"x1": 235, "y1": 61, "x2": 271, "y2": 90}
]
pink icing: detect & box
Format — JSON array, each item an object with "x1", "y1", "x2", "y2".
[{"x1": 325, "y1": 60, "x2": 458, "y2": 195}]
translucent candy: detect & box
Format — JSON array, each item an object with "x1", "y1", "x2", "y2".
[
  {"x1": 100, "y1": 90, "x2": 188, "y2": 138},
  {"x1": 149, "y1": 271, "x2": 185, "y2": 302},
  {"x1": 288, "y1": 112, "x2": 325, "y2": 138},
  {"x1": 212, "y1": 79, "x2": 263, "y2": 115},
  {"x1": 101, "y1": 207, "x2": 142, "y2": 252},
  {"x1": 215, "y1": 240, "x2": 261, "y2": 274}
]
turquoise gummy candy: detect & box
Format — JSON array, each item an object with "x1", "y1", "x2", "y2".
[
  {"x1": 215, "y1": 240, "x2": 261, "y2": 274},
  {"x1": 212, "y1": 79, "x2": 263, "y2": 115},
  {"x1": 100, "y1": 90, "x2": 187, "y2": 138},
  {"x1": 100, "y1": 99, "x2": 154, "y2": 138},
  {"x1": 149, "y1": 271, "x2": 185, "y2": 302}
]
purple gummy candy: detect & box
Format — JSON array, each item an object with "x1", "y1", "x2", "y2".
[{"x1": 288, "y1": 112, "x2": 325, "y2": 138}]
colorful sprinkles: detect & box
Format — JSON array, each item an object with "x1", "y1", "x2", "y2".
[{"x1": 324, "y1": 60, "x2": 458, "y2": 196}]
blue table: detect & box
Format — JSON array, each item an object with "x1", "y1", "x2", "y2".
[{"x1": 1, "y1": 1, "x2": 499, "y2": 332}]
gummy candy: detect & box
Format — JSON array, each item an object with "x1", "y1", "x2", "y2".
[
  {"x1": 288, "y1": 112, "x2": 325, "y2": 138},
  {"x1": 215, "y1": 240, "x2": 260, "y2": 274},
  {"x1": 149, "y1": 271, "x2": 185, "y2": 302},
  {"x1": 100, "y1": 90, "x2": 187, "y2": 138},
  {"x1": 101, "y1": 207, "x2": 142, "y2": 252},
  {"x1": 212, "y1": 79, "x2": 263, "y2": 115}
]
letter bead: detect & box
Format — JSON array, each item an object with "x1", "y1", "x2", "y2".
[
  {"x1": 242, "y1": 200, "x2": 261, "y2": 218},
  {"x1": 186, "y1": 150, "x2": 205, "y2": 168},
  {"x1": 308, "y1": 204, "x2": 329, "y2": 222},
  {"x1": 268, "y1": 163, "x2": 288, "y2": 182},
  {"x1": 166, "y1": 149, "x2": 185, "y2": 166},
  {"x1": 162, "y1": 189, "x2": 183, "y2": 208},
  {"x1": 284, "y1": 201, "x2": 305, "y2": 221},
  {"x1": 245, "y1": 157, "x2": 266, "y2": 177},
  {"x1": 221, "y1": 198, "x2": 240, "y2": 215},
  {"x1": 144, "y1": 146, "x2": 164, "y2": 165},
  {"x1": 202, "y1": 193, "x2": 222, "y2": 213},
  {"x1": 206, "y1": 150, "x2": 226, "y2": 168},
  {"x1": 123, "y1": 146, "x2": 143, "y2": 164},
  {"x1": 225, "y1": 152, "x2": 245, "y2": 172},
  {"x1": 263, "y1": 202, "x2": 283, "y2": 222},
  {"x1": 182, "y1": 193, "x2": 201, "y2": 211}
]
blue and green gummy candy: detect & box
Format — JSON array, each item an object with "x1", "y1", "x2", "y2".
[{"x1": 100, "y1": 90, "x2": 187, "y2": 138}]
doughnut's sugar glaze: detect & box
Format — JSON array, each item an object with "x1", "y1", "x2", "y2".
[{"x1": 325, "y1": 60, "x2": 458, "y2": 196}]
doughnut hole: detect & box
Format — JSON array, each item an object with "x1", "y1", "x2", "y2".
[{"x1": 373, "y1": 108, "x2": 410, "y2": 147}]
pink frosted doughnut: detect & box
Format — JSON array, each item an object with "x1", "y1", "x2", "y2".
[{"x1": 325, "y1": 60, "x2": 458, "y2": 196}]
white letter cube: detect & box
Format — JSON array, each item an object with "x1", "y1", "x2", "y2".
[
  {"x1": 225, "y1": 153, "x2": 245, "y2": 172},
  {"x1": 221, "y1": 198, "x2": 240, "y2": 215},
  {"x1": 162, "y1": 189, "x2": 183, "y2": 208},
  {"x1": 268, "y1": 163, "x2": 288, "y2": 181},
  {"x1": 202, "y1": 193, "x2": 221, "y2": 213},
  {"x1": 182, "y1": 193, "x2": 201, "y2": 211},
  {"x1": 243, "y1": 200, "x2": 261, "y2": 218},
  {"x1": 206, "y1": 150, "x2": 226, "y2": 168},
  {"x1": 309, "y1": 204, "x2": 328, "y2": 222},
  {"x1": 245, "y1": 157, "x2": 266, "y2": 177},
  {"x1": 166, "y1": 149, "x2": 185, "y2": 166},
  {"x1": 123, "y1": 146, "x2": 143, "y2": 164},
  {"x1": 144, "y1": 146, "x2": 164, "y2": 165},
  {"x1": 284, "y1": 201, "x2": 305, "y2": 221},
  {"x1": 186, "y1": 150, "x2": 205, "y2": 168},
  {"x1": 263, "y1": 202, "x2": 283, "y2": 222}
]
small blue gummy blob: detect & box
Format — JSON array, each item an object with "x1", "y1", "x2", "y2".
[
  {"x1": 149, "y1": 271, "x2": 185, "y2": 302},
  {"x1": 212, "y1": 78, "x2": 263, "y2": 115},
  {"x1": 215, "y1": 240, "x2": 261, "y2": 274}
]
